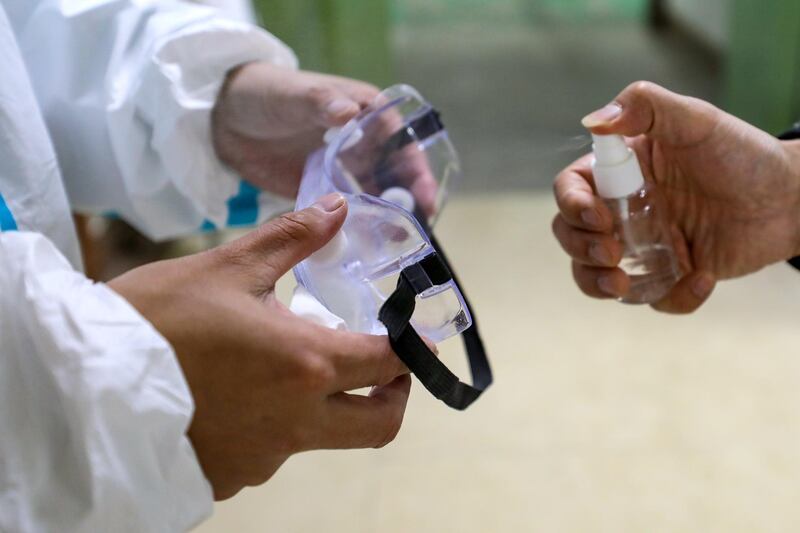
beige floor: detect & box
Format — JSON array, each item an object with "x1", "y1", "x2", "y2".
[{"x1": 195, "y1": 192, "x2": 800, "y2": 533}]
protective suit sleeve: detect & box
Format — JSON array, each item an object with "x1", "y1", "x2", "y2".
[
  {"x1": 6, "y1": 0, "x2": 298, "y2": 240},
  {"x1": 0, "y1": 231, "x2": 213, "y2": 532}
]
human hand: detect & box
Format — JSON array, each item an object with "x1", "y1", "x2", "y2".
[
  {"x1": 213, "y1": 65, "x2": 443, "y2": 218},
  {"x1": 212, "y1": 63, "x2": 379, "y2": 198},
  {"x1": 335, "y1": 93, "x2": 442, "y2": 218},
  {"x1": 108, "y1": 193, "x2": 410, "y2": 499},
  {"x1": 552, "y1": 81, "x2": 800, "y2": 313}
]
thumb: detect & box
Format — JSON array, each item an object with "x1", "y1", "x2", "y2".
[
  {"x1": 581, "y1": 81, "x2": 720, "y2": 147},
  {"x1": 233, "y1": 193, "x2": 348, "y2": 283}
]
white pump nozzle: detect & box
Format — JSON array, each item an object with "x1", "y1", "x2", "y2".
[
  {"x1": 591, "y1": 134, "x2": 645, "y2": 199},
  {"x1": 592, "y1": 134, "x2": 630, "y2": 166}
]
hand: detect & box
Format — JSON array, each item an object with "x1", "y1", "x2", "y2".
[
  {"x1": 212, "y1": 63, "x2": 380, "y2": 198},
  {"x1": 108, "y1": 193, "x2": 410, "y2": 500},
  {"x1": 552, "y1": 81, "x2": 800, "y2": 313},
  {"x1": 337, "y1": 101, "x2": 442, "y2": 218}
]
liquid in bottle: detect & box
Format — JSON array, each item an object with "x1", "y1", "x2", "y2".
[{"x1": 591, "y1": 134, "x2": 681, "y2": 304}]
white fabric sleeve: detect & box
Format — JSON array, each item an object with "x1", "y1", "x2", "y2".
[
  {"x1": 0, "y1": 231, "x2": 213, "y2": 532},
  {"x1": 191, "y1": 0, "x2": 256, "y2": 23},
  {"x1": 7, "y1": 0, "x2": 298, "y2": 240}
]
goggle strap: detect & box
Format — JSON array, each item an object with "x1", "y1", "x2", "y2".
[
  {"x1": 374, "y1": 108, "x2": 447, "y2": 191},
  {"x1": 430, "y1": 234, "x2": 493, "y2": 394},
  {"x1": 383, "y1": 108, "x2": 445, "y2": 153},
  {"x1": 378, "y1": 238, "x2": 493, "y2": 410}
]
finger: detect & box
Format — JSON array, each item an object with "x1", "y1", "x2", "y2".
[
  {"x1": 321, "y1": 374, "x2": 412, "y2": 449},
  {"x1": 581, "y1": 81, "x2": 720, "y2": 147},
  {"x1": 331, "y1": 77, "x2": 381, "y2": 108},
  {"x1": 320, "y1": 331, "x2": 410, "y2": 393},
  {"x1": 553, "y1": 155, "x2": 614, "y2": 232},
  {"x1": 222, "y1": 193, "x2": 348, "y2": 283},
  {"x1": 572, "y1": 261, "x2": 630, "y2": 299},
  {"x1": 552, "y1": 215, "x2": 623, "y2": 267},
  {"x1": 305, "y1": 85, "x2": 363, "y2": 128},
  {"x1": 382, "y1": 145, "x2": 441, "y2": 217},
  {"x1": 409, "y1": 169, "x2": 439, "y2": 217},
  {"x1": 651, "y1": 271, "x2": 716, "y2": 314}
]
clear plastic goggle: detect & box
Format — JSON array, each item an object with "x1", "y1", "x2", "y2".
[
  {"x1": 293, "y1": 84, "x2": 470, "y2": 343},
  {"x1": 293, "y1": 85, "x2": 492, "y2": 410}
]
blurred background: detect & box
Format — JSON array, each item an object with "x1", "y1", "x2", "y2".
[{"x1": 80, "y1": 1, "x2": 800, "y2": 531}]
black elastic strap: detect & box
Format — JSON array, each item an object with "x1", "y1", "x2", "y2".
[
  {"x1": 378, "y1": 236, "x2": 492, "y2": 410},
  {"x1": 383, "y1": 108, "x2": 445, "y2": 153},
  {"x1": 374, "y1": 108, "x2": 446, "y2": 191},
  {"x1": 779, "y1": 124, "x2": 800, "y2": 271}
]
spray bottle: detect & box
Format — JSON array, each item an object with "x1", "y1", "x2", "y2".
[{"x1": 591, "y1": 134, "x2": 682, "y2": 304}]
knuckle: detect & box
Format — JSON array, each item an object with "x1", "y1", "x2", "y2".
[
  {"x1": 573, "y1": 232, "x2": 591, "y2": 258},
  {"x1": 551, "y1": 217, "x2": 573, "y2": 249},
  {"x1": 575, "y1": 279, "x2": 595, "y2": 297},
  {"x1": 376, "y1": 358, "x2": 401, "y2": 386},
  {"x1": 306, "y1": 85, "x2": 336, "y2": 109},
  {"x1": 651, "y1": 298, "x2": 686, "y2": 315},
  {"x1": 212, "y1": 482, "x2": 243, "y2": 501},
  {"x1": 687, "y1": 95, "x2": 720, "y2": 119},
  {"x1": 606, "y1": 238, "x2": 623, "y2": 263},
  {"x1": 553, "y1": 172, "x2": 570, "y2": 197},
  {"x1": 559, "y1": 188, "x2": 585, "y2": 210},
  {"x1": 373, "y1": 410, "x2": 404, "y2": 449},
  {"x1": 374, "y1": 345, "x2": 402, "y2": 384},
  {"x1": 274, "y1": 425, "x2": 309, "y2": 454},
  {"x1": 551, "y1": 215, "x2": 561, "y2": 236},
  {"x1": 627, "y1": 80, "x2": 657, "y2": 98},
  {"x1": 293, "y1": 353, "x2": 335, "y2": 392},
  {"x1": 346, "y1": 80, "x2": 380, "y2": 105},
  {"x1": 571, "y1": 262, "x2": 594, "y2": 294},
  {"x1": 244, "y1": 472, "x2": 271, "y2": 488},
  {"x1": 355, "y1": 79, "x2": 380, "y2": 95}
]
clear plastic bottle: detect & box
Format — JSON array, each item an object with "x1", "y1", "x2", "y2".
[{"x1": 591, "y1": 134, "x2": 682, "y2": 304}]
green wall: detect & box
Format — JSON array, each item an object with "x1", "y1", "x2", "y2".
[
  {"x1": 726, "y1": 0, "x2": 800, "y2": 133},
  {"x1": 253, "y1": 0, "x2": 393, "y2": 86},
  {"x1": 395, "y1": 0, "x2": 647, "y2": 25},
  {"x1": 252, "y1": 0, "x2": 648, "y2": 86},
  {"x1": 253, "y1": 0, "x2": 800, "y2": 133}
]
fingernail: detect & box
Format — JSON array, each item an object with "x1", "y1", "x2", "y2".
[
  {"x1": 598, "y1": 276, "x2": 617, "y2": 296},
  {"x1": 691, "y1": 273, "x2": 714, "y2": 299},
  {"x1": 581, "y1": 103, "x2": 622, "y2": 128},
  {"x1": 312, "y1": 193, "x2": 345, "y2": 213},
  {"x1": 589, "y1": 243, "x2": 613, "y2": 266},
  {"x1": 326, "y1": 98, "x2": 355, "y2": 117},
  {"x1": 581, "y1": 209, "x2": 602, "y2": 228}
]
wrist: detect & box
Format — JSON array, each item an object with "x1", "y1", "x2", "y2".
[{"x1": 781, "y1": 139, "x2": 800, "y2": 258}]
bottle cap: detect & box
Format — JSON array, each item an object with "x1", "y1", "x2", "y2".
[{"x1": 591, "y1": 134, "x2": 645, "y2": 199}]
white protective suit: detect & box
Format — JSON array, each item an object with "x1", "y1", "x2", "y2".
[{"x1": 0, "y1": 0, "x2": 297, "y2": 530}]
